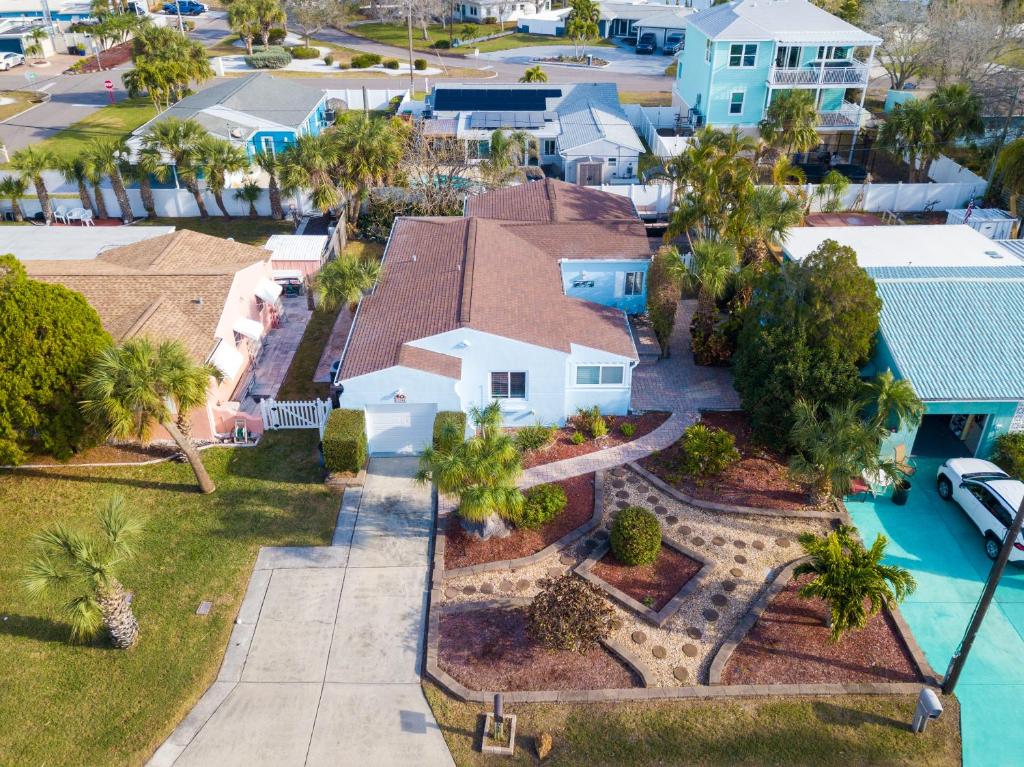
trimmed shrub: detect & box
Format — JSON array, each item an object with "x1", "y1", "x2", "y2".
[
  {"x1": 323, "y1": 53, "x2": 333, "y2": 66},
  {"x1": 482, "y1": 15, "x2": 497, "y2": 24},
  {"x1": 993, "y1": 432, "x2": 1024, "y2": 479},
  {"x1": 245, "y1": 46, "x2": 291, "y2": 69},
  {"x1": 382, "y1": 58, "x2": 400, "y2": 69},
  {"x1": 514, "y1": 423, "x2": 555, "y2": 453},
  {"x1": 570, "y1": 431, "x2": 586, "y2": 445},
  {"x1": 527, "y1": 574, "x2": 613, "y2": 653},
  {"x1": 337, "y1": 61, "x2": 350, "y2": 70},
  {"x1": 322, "y1": 408, "x2": 367, "y2": 473},
  {"x1": 289, "y1": 45, "x2": 320, "y2": 59},
  {"x1": 590, "y1": 415, "x2": 608, "y2": 439},
  {"x1": 413, "y1": 57, "x2": 427, "y2": 70},
  {"x1": 432, "y1": 39, "x2": 451, "y2": 49},
  {"x1": 267, "y1": 27, "x2": 286, "y2": 44},
  {"x1": 610, "y1": 506, "x2": 662, "y2": 566},
  {"x1": 678, "y1": 423, "x2": 740, "y2": 480},
  {"x1": 350, "y1": 52, "x2": 382, "y2": 68},
  {"x1": 620, "y1": 422, "x2": 636, "y2": 438},
  {"x1": 432, "y1": 410, "x2": 467, "y2": 452},
  {"x1": 518, "y1": 483, "x2": 567, "y2": 529}
]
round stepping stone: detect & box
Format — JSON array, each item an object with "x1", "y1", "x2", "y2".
[
  {"x1": 681, "y1": 643, "x2": 699, "y2": 657},
  {"x1": 729, "y1": 568, "x2": 743, "y2": 578},
  {"x1": 673, "y1": 666, "x2": 690, "y2": 683},
  {"x1": 652, "y1": 645, "x2": 668, "y2": 659},
  {"x1": 631, "y1": 630, "x2": 647, "y2": 644},
  {"x1": 722, "y1": 580, "x2": 736, "y2": 593},
  {"x1": 499, "y1": 579, "x2": 515, "y2": 593},
  {"x1": 444, "y1": 588, "x2": 458, "y2": 599},
  {"x1": 616, "y1": 490, "x2": 629, "y2": 499},
  {"x1": 691, "y1": 536, "x2": 705, "y2": 547},
  {"x1": 734, "y1": 554, "x2": 747, "y2": 564},
  {"x1": 666, "y1": 515, "x2": 679, "y2": 525},
  {"x1": 775, "y1": 537, "x2": 791, "y2": 548},
  {"x1": 647, "y1": 495, "x2": 659, "y2": 504},
  {"x1": 654, "y1": 505, "x2": 668, "y2": 515},
  {"x1": 637, "y1": 485, "x2": 649, "y2": 493},
  {"x1": 610, "y1": 618, "x2": 623, "y2": 631},
  {"x1": 686, "y1": 627, "x2": 702, "y2": 640},
  {"x1": 596, "y1": 530, "x2": 610, "y2": 540},
  {"x1": 712, "y1": 536, "x2": 726, "y2": 546},
  {"x1": 546, "y1": 567, "x2": 563, "y2": 579},
  {"x1": 678, "y1": 525, "x2": 692, "y2": 536},
  {"x1": 516, "y1": 578, "x2": 531, "y2": 591},
  {"x1": 627, "y1": 475, "x2": 640, "y2": 484},
  {"x1": 752, "y1": 540, "x2": 765, "y2": 550},
  {"x1": 734, "y1": 540, "x2": 746, "y2": 549},
  {"x1": 480, "y1": 582, "x2": 496, "y2": 595},
  {"x1": 611, "y1": 468, "x2": 626, "y2": 478},
  {"x1": 612, "y1": 479, "x2": 626, "y2": 489},
  {"x1": 616, "y1": 500, "x2": 630, "y2": 509},
  {"x1": 711, "y1": 594, "x2": 727, "y2": 607},
  {"x1": 463, "y1": 585, "x2": 477, "y2": 595},
  {"x1": 560, "y1": 554, "x2": 575, "y2": 566},
  {"x1": 703, "y1": 608, "x2": 719, "y2": 622}
]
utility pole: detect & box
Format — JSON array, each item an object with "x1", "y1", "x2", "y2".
[
  {"x1": 176, "y1": 1, "x2": 185, "y2": 33},
  {"x1": 406, "y1": 0, "x2": 415, "y2": 90},
  {"x1": 942, "y1": 495, "x2": 1024, "y2": 694}
]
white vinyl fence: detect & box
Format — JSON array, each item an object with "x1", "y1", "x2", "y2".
[
  {"x1": 623, "y1": 104, "x2": 691, "y2": 159},
  {"x1": 323, "y1": 88, "x2": 410, "y2": 112},
  {"x1": 259, "y1": 398, "x2": 333, "y2": 438}
]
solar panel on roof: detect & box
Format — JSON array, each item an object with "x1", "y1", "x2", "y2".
[{"x1": 433, "y1": 88, "x2": 562, "y2": 112}]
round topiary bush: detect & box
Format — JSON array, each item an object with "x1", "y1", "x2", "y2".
[
  {"x1": 289, "y1": 45, "x2": 320, "y2": 59},
  {"x1": 414, "y1": 57, "x2": 427, "y2": 70},
  {"x1": 245, "y1": 46, "x2": 291, "y2": 70},
  {"x1": 323, "y1": 53, "x2": 333, "y2": 66},
  {"x1": 610, "y1": 506, "x2": 662, "y2": 566},
  {"x1": 383, "y1": 58, "x2": 400, "y2": 69},
  {"x1": 527, "y1": 574, "x2": 613, "y2": 653},
  {"x1": 432, "y1": 39, "x2": 451, "y2": 49},
  {"x1": 518, "y1": 483, "x2": 567, "y2": 530},
  {"x1": 350, "y1": 52, "x2": 382, "y2": 69},
  {"x1": 267, "y1": 27, "x2": 286, "y2": 44}
]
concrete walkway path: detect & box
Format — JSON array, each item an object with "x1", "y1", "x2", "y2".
[{"x1": 149, "y1": 458, "x2": 453, "y2": 767}]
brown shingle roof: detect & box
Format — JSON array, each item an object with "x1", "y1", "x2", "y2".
[
  {"x1": 464, "y1": 178, "x2": 641, "y2": 223},
  {"x1": 502, "y1": 221, "x2": 651, "y2": 261},
  {"x1": 397, "y1": 345, "x2": 462, "y2": 379}
]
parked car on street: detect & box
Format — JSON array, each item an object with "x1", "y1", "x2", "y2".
[
  {"x1": 163, "y1": 0, "x2": 207, "y2": 15},
  {"x1": 636, "y1": 32, "x2": 658, "y2": 55},
  {"x1": 0, "y1": 52, "x2": 24, "y2": 70},
  {"x1": 664, "y1": 32, "x2": 685, "y2": 55},
  {"x1": 936, "y1": 458, "x2": 1024, "y2": 562}
]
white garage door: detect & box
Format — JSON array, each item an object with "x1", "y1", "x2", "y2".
[{"x1": 365, "y1": 404, "x2": 437, "y2": 455}]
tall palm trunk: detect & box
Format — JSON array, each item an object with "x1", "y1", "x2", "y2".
[
  {"x1": 247, "y1": 199, "x2": 258, "y2": 217},
  {"x1": 697, "y1": 287, "x2": 716, "y2": 329},
  {"x1": 164, "y1": 419, "x2": 215, "y2": 494},
  {"x1": 267, "y1": 171, "x2": 284, "y2": 219},
  {"x1": 9, "y1": 196, "x2": 23, "y2": 221},
  {"x1": 212, "y1": 189, "x2": 231, "y2": 219},
  {"x1": 139, "y1": 176, "x2": 156, "y2": 218},
  {"x1": 92, "y1": 181, "x2": 110, "y2": 220},
  {"x1": 244, "y1": 35, "x2": 254, "y2": 55},
  {"x1": 32, "y1": 174, "x2": 52, "y2": 223},
  {"x1": 75, "y1": 178, "x2": 95, "y2": 216},
  {"x1": 109, "y1": 168, "x2": 135, "y2": 223},
  {"x1": 97, "y1": 579, "x2": 139, "y2": 649},
  {"x1": 186, "y1": 180, "x2": 209, "y2": 218}
]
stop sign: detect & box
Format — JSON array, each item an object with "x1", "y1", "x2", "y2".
[{"x1": 104, "y1": 79, "x2": 113, "y2": 90}]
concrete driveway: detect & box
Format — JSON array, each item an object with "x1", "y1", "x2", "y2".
[
  {"x1": 149, "y1": 458, "x2": 453, "y2": 767},
  {"x1": 479, "y1": 45, "x2": 674, "y2": 76}
]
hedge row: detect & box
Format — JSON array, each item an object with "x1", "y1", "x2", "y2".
[
  {"x1": 245, "y1": 45, "x2": 290, "y2": 69},
  {"x1": 351, "y1": 52, "x2": 382, "y2": 68},
  {"x1": 323, "y1": 408, "x2": 367, "y2": 473}
]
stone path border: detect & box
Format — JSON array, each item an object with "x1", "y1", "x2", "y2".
[
  {"x1": 707, "y1": 556, "x2": 942, "y2": 688},
  {"x1": 439, "y1": 471, "x2": 605, "y2": 579},
  {"x1": 627, "y1": 461, "x2": 847, "y2": 521},
  {"x1": 518, "y1": 412, "x2": 695, "y2": 489},
  {"x1": 575, "y1": 539, "x2": 714, "y2": 628},
  {"x1": 0, "y1": 441, "x2": 254, "y2": 471}
]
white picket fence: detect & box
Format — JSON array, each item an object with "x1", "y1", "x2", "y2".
[{"x1": 259, "y1": 397, "x2": 333, "y2": 438}]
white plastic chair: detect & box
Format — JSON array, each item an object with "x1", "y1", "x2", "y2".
[
  {"x1": 66, "y1": 207, "x2": 85, "y2": 224},
  {"x1": 79, "y1": 209, "x2": 94, "y2": 227},
  {"x1": 53, "y1": 206, "x2": 69, "y2": 224}
]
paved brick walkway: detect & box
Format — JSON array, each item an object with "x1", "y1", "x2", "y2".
[{"x1": 242, "y1": 296, "x2": 312, "y2": 408}]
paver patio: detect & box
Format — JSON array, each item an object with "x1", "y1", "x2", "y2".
[
  {"x1": 148, "y1": 458, "x2": 453, "y2": 767},
  {"x1": 242, "y1": 295, "x2": 312, "y2": 406}
]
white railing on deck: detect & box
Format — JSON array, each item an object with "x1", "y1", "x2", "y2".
[
  {"x1": 818, "y1": 102, "x2": 869, "y2": 129},
  {"x1": 769, "y1": 60, "x2": 868, "y2": 87},
  {"x1": 259, "y1": 398, "x2": 333, "y2": 438}
]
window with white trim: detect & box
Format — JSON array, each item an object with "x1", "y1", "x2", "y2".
[
  {"x1": 728, "y1": 43, "x2": 757, "y2": 67},
  {"x1": 729, "y1": 90, "x2": 744, "y2": 115},
  {"x1": 542, "y1": 138, "x2": 556, "y2": 155},
  {"x1": 576, "y1": 365, "x2": 625, "y2": 385},
  {"x1": 624, "y1": 271, "x2": 644, "y2": 295},
  {"x1": 491, "y1": 371, "x2": 526, "y2": 399}
]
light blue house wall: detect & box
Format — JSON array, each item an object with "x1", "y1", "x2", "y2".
[
  {"x1": 246, "y1": 101, "x2": 327, "y2": 158},
  {"x1": 559, "y1": 259, "x2": 649, "y2": 314},
  {"x1": 675, "y1": 27, "x2": 713, "y2": 115}
]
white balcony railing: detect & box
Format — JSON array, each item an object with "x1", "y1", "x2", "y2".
[
  {"x1": 769, "y1": 60, "x2": 869, "y2": 87},
  {"x1": 817, "y1": 101, "x2": 870, "y2": 129}
]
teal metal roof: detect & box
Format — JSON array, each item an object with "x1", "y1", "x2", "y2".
[
  {"x1": 867, "y1": 266, "x2": 1024, "y2": 280},
  {"x1": 876, "y1": 273, "x2": 1024, "y2": 402}
]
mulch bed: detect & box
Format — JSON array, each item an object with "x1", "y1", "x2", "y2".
[
  {"x1": 520, "y1": 412, "x2": 670, "y2": 470},
  {"x1": 73, "y1": 41, "x2": 133, "y2": 73},
  {"x1": 438, "y1": 607, "x2": 641, "y2": 691},
  {"x1": 590, "y1": 545, "x2": 703, "y2": 611},
  {"x1": 444, "y1": 474, "x2": 594, "y2": 570},
  {"x1": 20, "y1": 442, "x2": 179, "y2": 466},
  {"x1": 720, "y1": 575, "x2": 923, "y2": 685},
  {"x1": 639, "y1": 410, "x2": 827, "y2": 513}
]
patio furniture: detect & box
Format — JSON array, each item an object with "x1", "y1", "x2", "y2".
[
  {"x1": 894, "y1": 444, "x2": 916, "y2": 476},
  {"x1": 79, "y1": 209, "x2": 95, "y2": 226},
  {"x1": 53, "y1": 206, "x2": 69, "y2": 224},
  {"x1": 65, "y1": 207, "x2": 86, "y2": 225}
]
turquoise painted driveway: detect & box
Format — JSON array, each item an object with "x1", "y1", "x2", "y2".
[{"x1": 847, "y1": 458, "x2": 1024, "y2": 767}]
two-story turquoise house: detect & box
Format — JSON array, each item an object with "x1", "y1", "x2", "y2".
[{"x1": 673, "y1": 0, "x2": 880, "y2": 150}]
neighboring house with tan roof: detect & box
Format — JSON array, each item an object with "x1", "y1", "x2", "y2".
[
  {"x1": 24, "y1": 230, "x2": 284, "y2": 441},
  {"x1": 335, "y1": 181, "x2": 650, "y2": 455}
]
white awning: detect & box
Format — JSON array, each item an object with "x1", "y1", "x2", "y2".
[
  {"x1": 255, "y1": 277, "x2": 282, "y2": 303},
  {"x1": 232, "y1": 317, "x2": 264, "y2": 341},
  {"x1": 273, "y1": 269, "x2": 304, "y2": 281},
  {"x1": 209, "y1": 340, "x2": 244, "y2": 379}
]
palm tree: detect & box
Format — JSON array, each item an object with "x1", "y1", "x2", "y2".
[
  {"x1": 228, "y1": 0, "x2": 261, "y2": 55},
  {"x1": 0, "y1": 174, "x2": 28, "y2": 221},
  {"x1": 126, "y1": 146, "x2": 167, "y2": 219},
  {"x1": 996, "y1": 138, "x2": 1024, "y2": 200},
  {"x1": 737, "y1": 185, "x2": 802, "y2": 268},
  {"x1": 315, "y1": 253, "x2": 381, "y2": 311},
  {"x1": 24, "y1": 28, "x2": 45, "y2": 63},
  {"x1": 277, "y1": 133, "x2": 342, "y2": 214},
  {"x1": 415, "y1": 401, "x2": 524, "y2": 540},
  {"x1": 814, "y1": 169, "x2": 850, "y2": 213},
  {"x1": 83, "y1": 138, "x2": 135, "y2": 223},
  {"x1": 480, "y1": 128, "x2": 529, "y2": 188},
  {"x1": 252, "y1": 0, "x2": 285, "y2": 47},
  {"x1": 80, "y1": 338, "x2": 223, "y2": 494},
  {"x1": 254, "y1": 148, "x2": 285, "y2": 219},
  {"x1": 142, "y1": 118, "x2": 210, "y2": 217},
  {"x1": 929, "y1": 83, "x2": 983, "y2": 162},
  {"x1": 519, "y1": 65, "x2": 547, "y2": 83},
  {"x1": 59, "y1": 157, "x2": 96, "y2": 217},
  {"x1": 23, "y1": 496, "x2": 144, "y2": 648},
  {"x1": 234, "y1": 180, "x2": 262, "y2": 217},
  {"x1": 794, "y1": 525, "x2": 916, "y2": 642},
  {"x1": 861, "y1": 369, "x2": 924, "y2": 432},
  {"x1": 200, "y1": 137, "x2": 249, "y2": 219},
  {"x1": 758, "y1": 89, "x2": 820, "y2": 160},
  {"x1": 335, "y1": 113, "x2": 409, "y2": 228},
  {"x1": 10, "y1": 145, "x2": 56, "y2": 223},
  {"x1": 878, "y1": 99, "x2": 935, "y2": 182},
  {"x1": 681, "y1": 239, "x2": 738, "y2": 332},
  {"x1": 788, "y1": 399, "x2": 898, "y2": 504}
]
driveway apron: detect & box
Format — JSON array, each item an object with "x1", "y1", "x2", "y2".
[{"x1": 148, "y1": 457, "x2": 453, "y2": 767}]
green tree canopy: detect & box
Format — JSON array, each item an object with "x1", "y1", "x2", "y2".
[{"x1": 0, "y1": 256, "x2": 111, "y2": 464}]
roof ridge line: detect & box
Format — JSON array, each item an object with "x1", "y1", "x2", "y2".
[
  {"x1": 547, "y1": 178, "x2": 559, "y2": 222},
  {"x1": 459, "y1": 218, "x2": 476, "y2": 325},
  {"x1": 122, "y1": 297, "x2": 165, "y2": 341}
]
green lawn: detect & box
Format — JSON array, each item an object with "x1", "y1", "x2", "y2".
[
  {"x1": 0, "y1": 90, "x2": 44, "y2": 122},
  {"x1": 619, "y1": 91, "x2": 672, "y2": 107},
  {"x1": 25, "y1": 98, "x2": 157, "y2": 163},
  {"x1": 425, "y1": 683, "x2": 961, "y2": 766},
  {"x1": 137, "y1": 216, "x2": 295, "y2": 246},
  {"x1": 0, "y1": 432, "x2": 338, "y2": 766},
  {"x1": 351, "y1": 22, "x2": 610, "y2": 54}
]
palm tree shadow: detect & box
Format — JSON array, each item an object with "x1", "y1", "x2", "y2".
[
  {"x1": 1, "y1": 468, "x2": 197, "y2": 493},
  {"x1": 0, "y1": 614, "x2": 76, "y2": 645},
  {"x1": 811, "y1": 700, "x2": 910, "y2": 731}
]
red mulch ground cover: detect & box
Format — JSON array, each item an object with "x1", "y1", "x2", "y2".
[
  {"x1": 639, "y1": 410, "x2": 826, "y2": 512},
  {"x1": 439, "y1": 607, "x2": 641, "y2": 691},
  {"x1": 444, "y1": 474, "x2": 594, "y2": 570},
  {"x1": 74, "y1": 41, "x2": 133, "y2": 73},
  {"x1": 721, "y1": 575, "x2": 923, "y2": 685},
  {"x1": 520, "y1": 412, "x2": 670, "y2": 469},
  {"x1": 22, "y1": 443, "x2": 178, "y2": 466},
  {"x1": 590, "y1": 545, "x2": 703, "y2": 611}
]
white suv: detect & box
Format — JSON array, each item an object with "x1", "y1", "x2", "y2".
[
  {"x1": 937, "y1": 458, "x2": 1024, "y2": 562},
  {"x1": 0, "y1": 52, "x2": 24, "y2": 70}
]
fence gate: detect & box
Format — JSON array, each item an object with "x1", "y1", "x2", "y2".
[{"x1": 259, "y1": 398, "x2": 333, "y2": 438}]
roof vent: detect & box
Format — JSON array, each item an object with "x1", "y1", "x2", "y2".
[
  {"x1": 194, "y1": 297, "x2": 203, "y2": 305},
  {"x1": 411, "y1": 254, "x2": 417, "y2": 262},
  {"x1": 230, "y1": 127, "x2": 243, "y2": 138},
  {"x1": 986, "y1": 250, "x2": 1004, "y2": 259}
]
